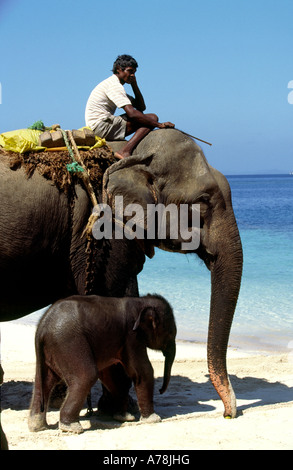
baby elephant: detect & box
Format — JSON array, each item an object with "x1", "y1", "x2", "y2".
[{"x1": 29, "y1": 294, "x2": 176, "y2": 434}]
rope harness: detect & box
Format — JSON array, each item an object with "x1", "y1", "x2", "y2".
[
  {"x1": 59, "y1": 128, "x2": 100, "y2": 235},
  {"x1": 59, "y1": 127, "x2": 101, "y2": 297}
]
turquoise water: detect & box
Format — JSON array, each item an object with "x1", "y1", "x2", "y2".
[
  {"x1": 17, "y1": 175, "x2": 293, "y2": 352},
  {"x1": 138, "y1": 175, "x2": 293, "y2": 351}
]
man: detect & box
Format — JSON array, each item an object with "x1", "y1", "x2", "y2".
[{"x1": 85, "y1": 55, "x2": 175, "y2": 159}]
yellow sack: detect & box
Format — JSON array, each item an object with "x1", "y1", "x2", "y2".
[
  {"x1": 90, "y1": 137, "x2": 106, "y2": 149},
  {"x1": 0, "y1": 126, "x2": 106, "y2": 153},
  {"x1": 0, "y1": 129, "x2": 45, "y2": 153}
]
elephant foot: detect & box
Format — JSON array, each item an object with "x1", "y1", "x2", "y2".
[
  {"x1": 28, "y1": 414, "x2": 48, "y2": 432},
  {"x1": 113, "y1": 411, "x2": 136, "y2": 422},
  {"x1": 221, "y1": 377, "x2": 237, "y2": 419},
  {"x1": 140, "y1": 413, "x2": 161, "y2": 424},
  {"x1": 59, "y1": 421, "x2": 84, "y2": 434}
]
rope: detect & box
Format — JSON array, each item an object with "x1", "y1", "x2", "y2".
[
  {"x1": 59, "y1": 128, "x2": 84, "y2": 175},
  {"x1": 58, "y1": 128, "x2": 100, "y2": 239},
  {"x1": 59, "y1": 127, "x2": 100, "y2": 298},
  {"x1": 67, "y1": 130, "x2": 98, "y2": 207},
  {"x1": 28, "y1": 120, "x2": 46, "y2": 131},
  {"x1": 66, "y1": 130, "x2": 100, "y2": 239}
]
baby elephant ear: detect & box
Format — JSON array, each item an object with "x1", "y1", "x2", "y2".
[{"x1": 133, "y1": 307, "x2": 158, "y2": 331}]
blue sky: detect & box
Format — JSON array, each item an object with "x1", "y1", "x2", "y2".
[{"x1": 0, "y1": 0, "x2": 292, "y2": 174}]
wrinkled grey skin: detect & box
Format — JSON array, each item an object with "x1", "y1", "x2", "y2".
[
  {"x1": 28, "y1": 294, "x2": 176, "y2": 433},
  {"x1": 0, "y1": 129, "x2": 242, "y2": 418}
]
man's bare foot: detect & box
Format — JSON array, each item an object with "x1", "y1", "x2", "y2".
[
  {"x1": 114, "y1": 152, "x2": 124, "y2": 159},
  {"x1": 114, "y1": 151, "x2": 131, "y2": 160}
]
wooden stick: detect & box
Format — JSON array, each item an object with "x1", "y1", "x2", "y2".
[{"x1": 176, "y1": 128, "x2": 212, "y2": 146}]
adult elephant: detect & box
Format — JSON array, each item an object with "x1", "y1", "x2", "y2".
[{"x1": 0, "y1": 129, "x2": 242, "y2": 418}]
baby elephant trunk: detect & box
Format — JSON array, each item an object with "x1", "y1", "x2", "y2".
[{"x1": 159, "y1": 341, "x2": 176, "y2": 394}]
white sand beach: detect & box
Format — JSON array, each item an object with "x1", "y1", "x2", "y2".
[{"x1": 1, "y1": 322, "x2": 293, "y2": 451}]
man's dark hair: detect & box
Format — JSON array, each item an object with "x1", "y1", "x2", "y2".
[{"x1": 112, "y1": 55, "x2": 138, "y2": 73}]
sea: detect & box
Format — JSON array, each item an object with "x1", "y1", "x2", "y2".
[{"x1": 15, "y1": 174, "x2": 293, "y2": 353}]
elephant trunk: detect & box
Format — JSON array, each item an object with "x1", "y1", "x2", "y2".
[
  {"x1": 159, "y1": 341, "x2": 176, "y2": 394},
  {"x1": 207, "y1": 213, "x2": 243, "y2": 418}
]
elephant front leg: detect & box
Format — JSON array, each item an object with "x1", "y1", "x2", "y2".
[{"x1": 134, "y1": 369, "x2": 161, "y2": 423}]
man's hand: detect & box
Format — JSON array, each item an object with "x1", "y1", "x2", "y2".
[
  {"x1": 129, "y1": 77, "x2": 146, "y2": 112},
  {"x1": 129, "y1": 75, "x2": 137, "y2": 86}
]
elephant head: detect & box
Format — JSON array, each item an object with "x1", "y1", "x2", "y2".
[
  {"x1": 101, "y1": 129, "x2": 243, "y2": 418},
  {"x1": 133, "y1": 294, "x2": 177, "y2": 395}
]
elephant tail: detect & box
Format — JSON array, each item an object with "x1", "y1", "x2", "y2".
[
  {"x1": 28, "y1": 334, "x2": 51, "y2": 432},
  {"x1": 34, "y1": 335, "x2": 46, "y2": 413}
]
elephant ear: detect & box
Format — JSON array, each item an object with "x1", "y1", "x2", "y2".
[
  {"x1": 133, "y1": 306, "x2": 159, "y2": 332},
  {"x1": 102, "y1": 153, "x2": 157, "y2": 257},
  {"x1": 102, "y1": 153, "x2": 157, "y2": 208}
]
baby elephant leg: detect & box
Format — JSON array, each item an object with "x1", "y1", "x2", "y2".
[
  {"x1": 135, "y1": 367, "x2": 161, "y2": 423},
  {"x1": 59, "y1": 369, "x2": 97, "y2": 434},
  {"x1": 29, "y1": 366, "x2": 59, "y2": 432}
]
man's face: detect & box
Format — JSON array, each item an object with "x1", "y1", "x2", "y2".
[{"x1": 116, "y1": 66, "x2": 136, "y2": 84}]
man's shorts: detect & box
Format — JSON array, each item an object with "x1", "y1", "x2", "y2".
[{"x1": 93, "y1": 114, "x2": 127, "y2": 141}]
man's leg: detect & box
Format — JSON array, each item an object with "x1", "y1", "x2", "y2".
[{"x1": 115, "y1": 113, "x2": 158, "y2": 159}]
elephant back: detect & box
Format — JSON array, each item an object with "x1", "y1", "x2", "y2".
[{"x1": 0, "y1": 145, "x2": 116, "y2": 195}]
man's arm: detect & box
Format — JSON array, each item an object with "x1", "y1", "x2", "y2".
[
  {"x1": 129, "y1": 76, "x2": 146, "y2": 112},
  {"x1": 123, "y1": 104, "x2": 174, "y2": 129}
]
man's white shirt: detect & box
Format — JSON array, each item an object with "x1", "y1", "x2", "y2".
[{"x1": 85, "y1": 75, "x2": 132, "y2": 130}]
